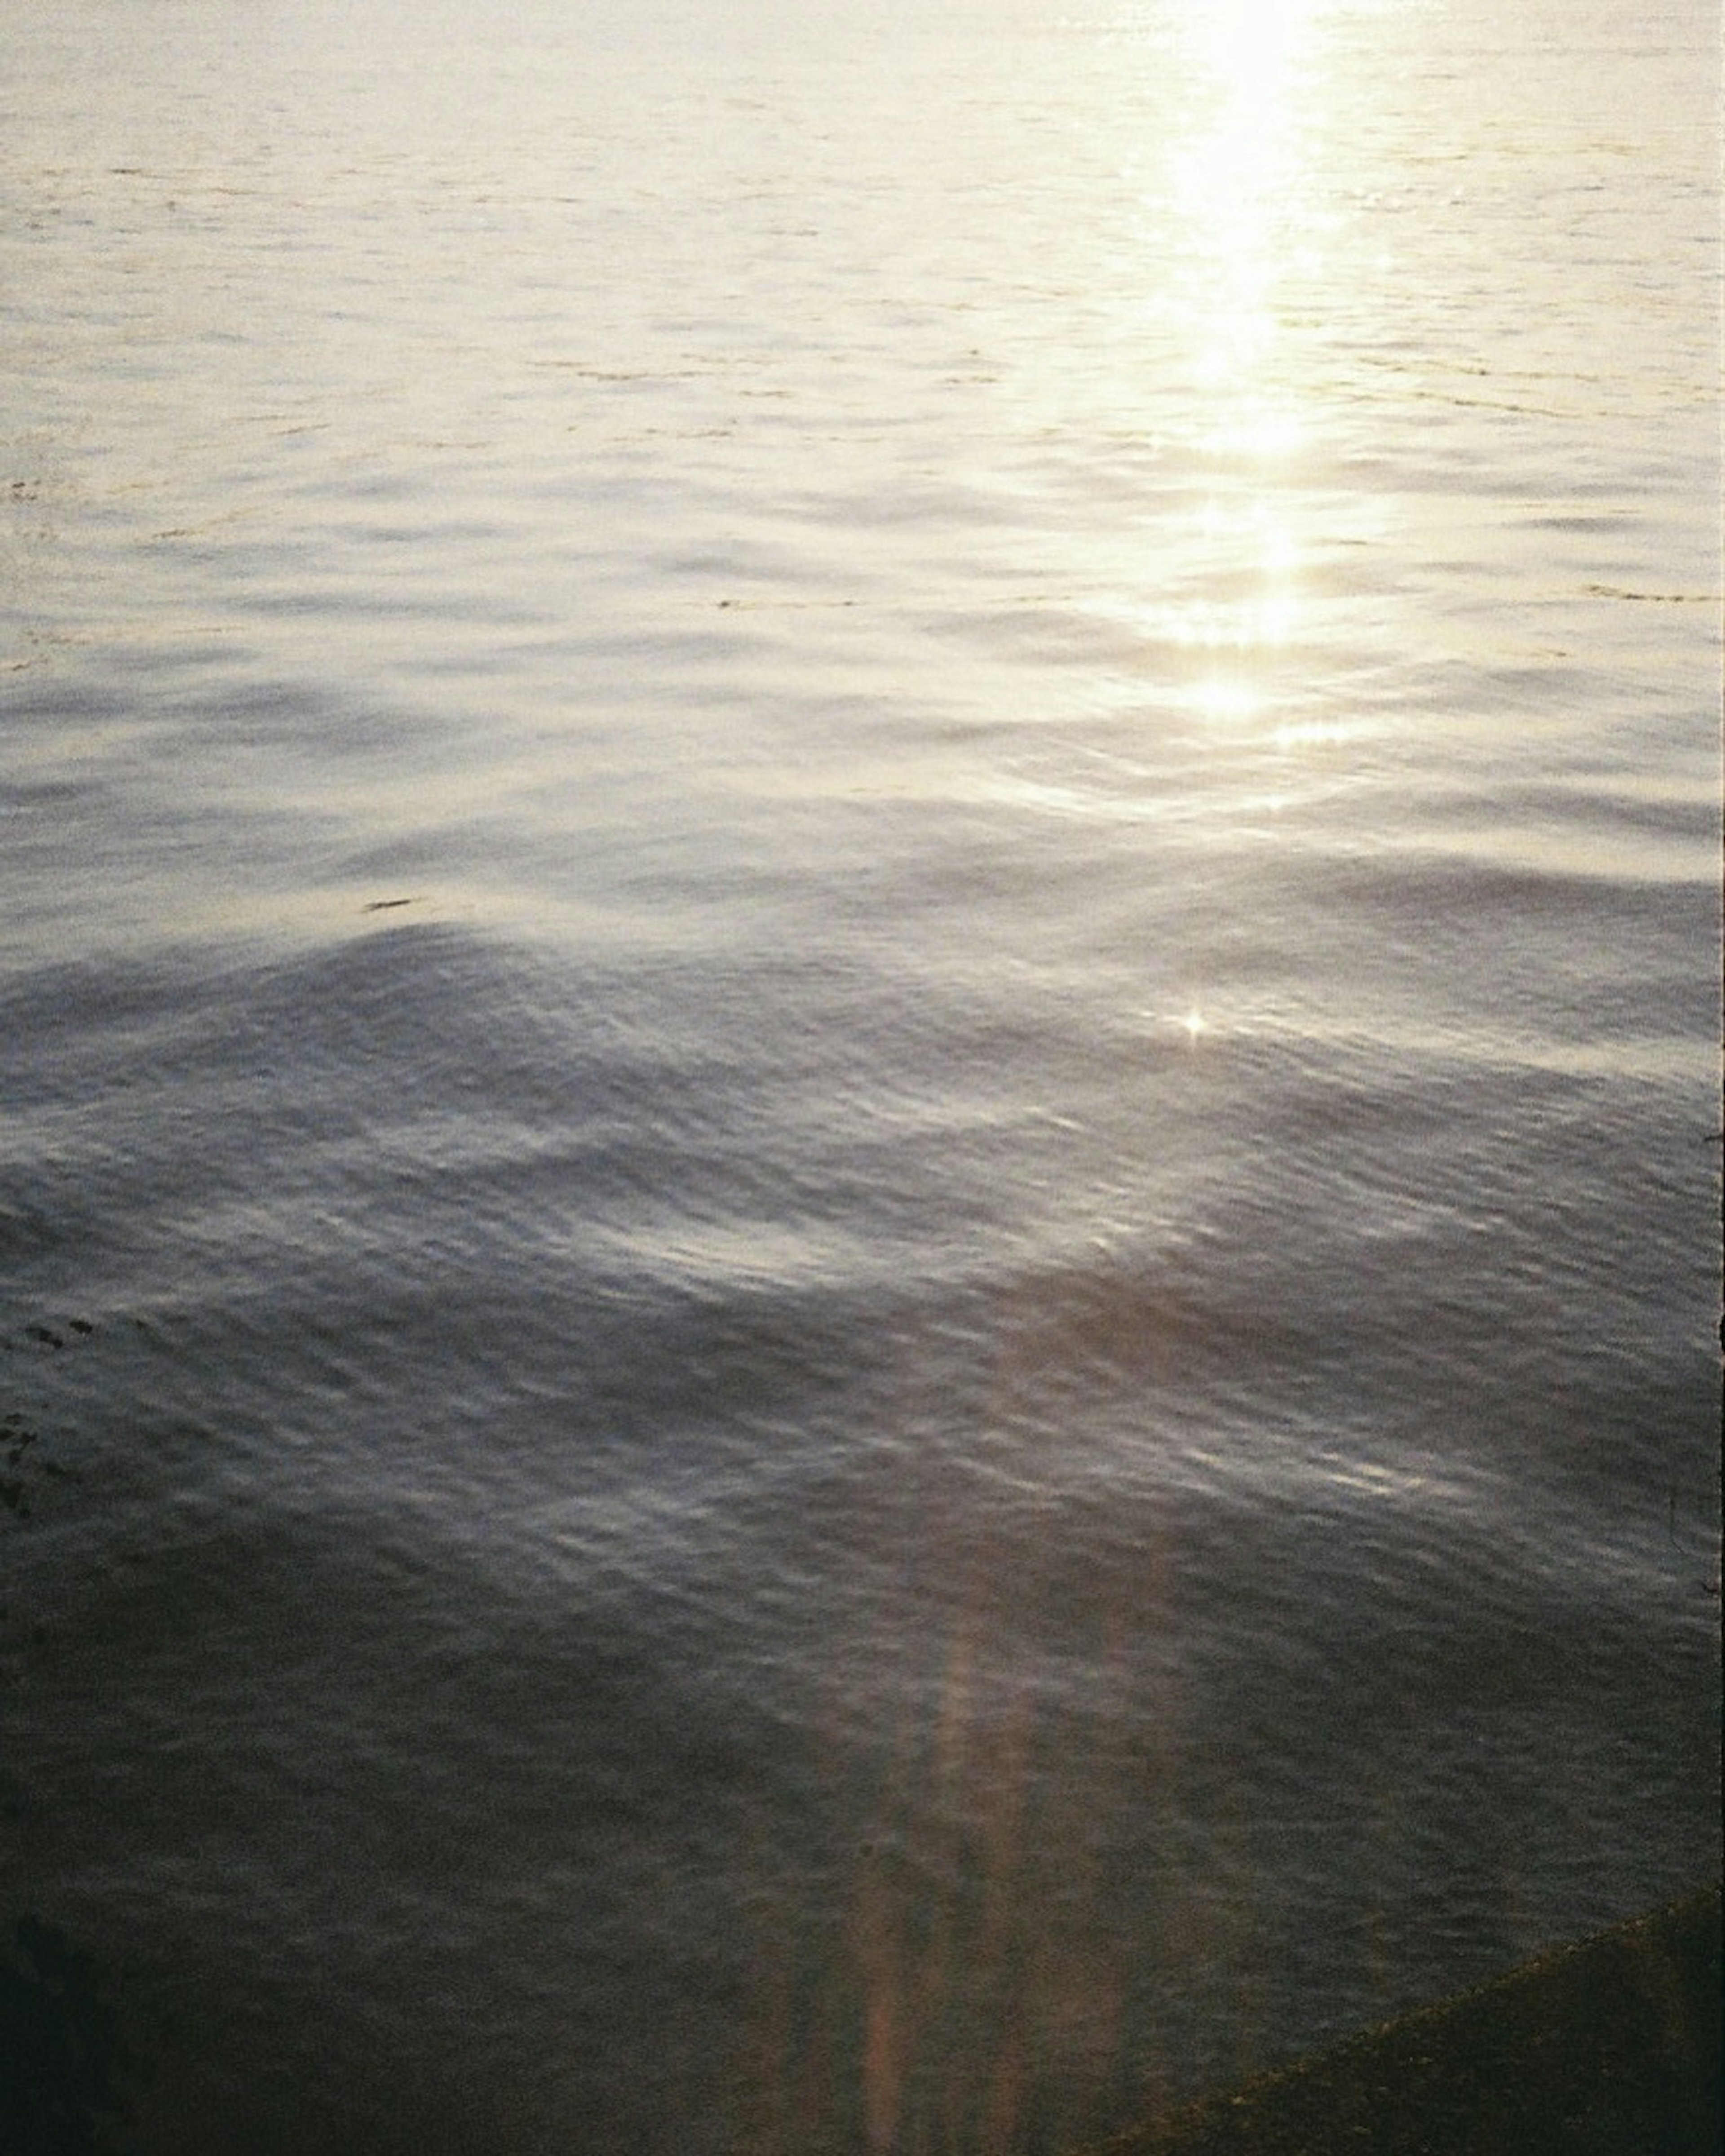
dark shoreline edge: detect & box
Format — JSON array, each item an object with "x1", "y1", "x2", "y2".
[{"x1": 1074, "y1": 1882, "x2": 1721, "y2": 2156}]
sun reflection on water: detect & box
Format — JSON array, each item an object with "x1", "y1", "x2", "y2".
[
  {"x1": 1186, "y1": 675, "x2": 1265, "y2": 723},
  {"x1": 1146, "y1": 0, "x2": 1324, "y2": 749},
  {"x1": 1192, "y1": 0, "x2": 1313, "y2": 94}
]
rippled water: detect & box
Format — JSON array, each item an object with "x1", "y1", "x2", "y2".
[{"x1": 1, "y1": 1, "x2": 1718, "y2": 2150}]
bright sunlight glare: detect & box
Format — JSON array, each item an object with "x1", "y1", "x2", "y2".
[{"x1": 1192, "y1": 0, "x2": 1310, "y2": 97}]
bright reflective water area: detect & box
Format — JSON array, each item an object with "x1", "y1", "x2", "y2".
[{"x1": 1, "y1": 2, "x2": 1719, "y2": 2150}]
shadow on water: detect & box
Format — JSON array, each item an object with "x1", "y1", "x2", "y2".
[
  {"x1": 0, "y1": 1914, "x2": 151, "y2": 2156},
  {"x1": 0, "y1": 1288, "x2": 1715, "y2": 2153},
  {"x1": 1, "y1": 1329, "x2": 154, "y2": 2154}
]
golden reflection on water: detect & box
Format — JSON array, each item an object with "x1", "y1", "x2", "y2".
[
  {"x1": 1175, "y1": 0, "x2": 1314, "y2": 403},
  {"x1": 1164, "y1": 0, "x2": 1321, "y2": 744},
  {"x1": 733, "y1": 1434, "x2": 1176, "y2": 2155},
  {"x1": 735, "y1": 13, "x2": 1344, "y2": 2150}
]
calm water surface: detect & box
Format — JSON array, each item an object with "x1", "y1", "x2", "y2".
[{"x1": 1, "y1": 1, "x2": 1719, "y2": 2150}]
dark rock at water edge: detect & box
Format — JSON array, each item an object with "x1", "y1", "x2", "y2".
[{"x1": 1077, "y1": 1883, "x2": 1721, "y2": 2156}]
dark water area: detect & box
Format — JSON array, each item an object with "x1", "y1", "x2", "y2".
[{"x1": 2, "y1": 1, "x2": 1719, "y2": 2150}]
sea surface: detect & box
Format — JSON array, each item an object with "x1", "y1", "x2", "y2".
[{"x1": 1, "y1": 2, "x2": 1718, "y2": 2150}]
